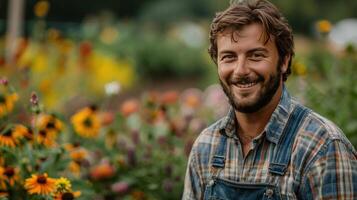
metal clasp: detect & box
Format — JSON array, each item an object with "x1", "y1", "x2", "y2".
[{"x1": 265, "y1": 188, "x2": 274, "y2": 199}]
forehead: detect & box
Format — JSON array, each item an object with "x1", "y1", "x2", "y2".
[{"x1": 217, "y1": 23, "x2": 275, "y2": 51}]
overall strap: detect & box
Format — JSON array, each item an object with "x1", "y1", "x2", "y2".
[
  {"x1": 212, "y1": 134, "x2": 228, "y2": 168},
  {"x1": 269, "y1": 104, "x2": 310, "y2": 176}
]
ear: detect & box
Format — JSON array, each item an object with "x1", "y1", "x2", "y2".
[{"x1": 281, "y1": 55, "x2": 290, "y2": 73}]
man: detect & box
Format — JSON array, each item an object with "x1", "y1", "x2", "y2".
[{"x1": 183, "y1": 0, "x2": 357, "y2": 199}]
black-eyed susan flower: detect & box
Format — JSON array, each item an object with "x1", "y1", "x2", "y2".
[
  {"x1": 0, "y1": 127, "x2": 22, "y2": 148},
  {"x1": 13, "y1": 124, "x2": 33, "y2": 141},
  {"x1": 54, "y1": 191, "x2": 81, "y2": 200},
  {"x1": 70, "y1": 106, "x2": 100, "y2": 138},
  {"x1": 0, "y1": 166, "x2": 20, "y2": 186},
  {"x1": 24, "y1": 173, "x2": 56, "y2": 195},
  {"x1": 0, "y1": 93, "x2": 18, "y2": 117},
  {"x1": 37, "y1": 114, "x2": 63, "y2": 135},
  {"x1": 36, "y1": 129, "x2": 57, "y2": 147}
]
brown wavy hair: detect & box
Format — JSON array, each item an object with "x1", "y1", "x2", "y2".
[{"x1": 208, "y1": 0, "x2": 294, "y2": 81}]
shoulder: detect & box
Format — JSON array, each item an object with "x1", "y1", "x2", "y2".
[
  {"x1": 299, "y1": 106, "x2": 356, "y2": 154},
  {"x1": 292, "y1": 102, "x2": 357, "y2": 172}
]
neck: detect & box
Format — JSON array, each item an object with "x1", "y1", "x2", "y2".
[{"x1": 235, "y1": 84, "x2": 283, "y2": 142}]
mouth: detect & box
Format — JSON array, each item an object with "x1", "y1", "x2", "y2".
[{"x1": 235, "y1": 81, "x2": 259, "y2": 88}]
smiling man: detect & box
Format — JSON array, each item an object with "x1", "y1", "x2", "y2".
[{"x1": 183, "y1": 0, "x2": 357, "y2": 199}]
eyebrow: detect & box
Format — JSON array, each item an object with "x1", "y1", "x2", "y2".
[
  {"x1": 246, "y1": 47, "x2": 268, "y2": 54},
  {"x1": 218, "y1": 47, "x2": 268, "y2": 57}
]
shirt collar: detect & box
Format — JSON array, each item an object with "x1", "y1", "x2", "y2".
[{"x1": 219, "y1": 86, "x2": 293, "y2": 144}]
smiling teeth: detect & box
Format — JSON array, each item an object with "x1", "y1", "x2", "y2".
[{"x1": 237, "y1": 82, "x2": 257, "y2": 88}]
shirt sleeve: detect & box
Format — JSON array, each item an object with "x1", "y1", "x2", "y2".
[
  {"x1": 182, "y1": 147, "x2": 205, "y2": 200},
  {"x1": 300, "y1": 139, "x2": 357, "y2": 200}
]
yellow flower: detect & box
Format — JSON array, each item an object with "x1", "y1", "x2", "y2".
[
  {"x1": 316, "y1": 20, "x2": 332, "y2": 34},
  {"x1": 24, "y1": 173, "x2": 56, "y2": 195},
  {"x1": 0, "y1": 127, "x2": 23, "y2": 148},
  {"x1": 0, "y1": 93, "x2": 18, "y2": 117},
  {"x1": 34, "y1": 0, "x2": 50, "y2": 18},
  {"x1": 55, "y1": 177, "x2": 71, "y2": 193},
  {"x1": 292, "y1": 60, "x2": 307, "y2": 76},
  {"x1": 71, "y1": 107, "x2": 101, "y2": 138}
]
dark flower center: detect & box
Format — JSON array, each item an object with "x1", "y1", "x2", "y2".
[
  {"x1": 4, "y1": 167, "x2": 15, "y2": 177},
  {"x1": 62, "y1": 192, "x2": 74, "y2": 200},
  {"x1": 39, "y1": 130, "x2": 47, "y2": 136},
  {"x1": 0, "y1": 95, "x2": 5, "y2": 104},
  {"x1": 83, "y1": 118, "x2": 92, "y2": 127},
  {"x1": 37, "y1": 175, "x2": 47, "y2": 184},
  {"x1": 3, "y1": 129, "x2": 12, "y2": 137},
  {"x1": 46, "y1": 121, "x2": 56, "y2": 129}
]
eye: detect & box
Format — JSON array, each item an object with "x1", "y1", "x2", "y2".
[
  {"x1": 220, "y1": 54, "x2": 236, "y2": 62},
  {"x1": 249, "y1": 52, "x2": 266, "y2": 61}
]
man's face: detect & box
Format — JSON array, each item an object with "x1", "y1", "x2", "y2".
[{"x1": 217, "y1": 23, "x2": 287, "y2": 113}]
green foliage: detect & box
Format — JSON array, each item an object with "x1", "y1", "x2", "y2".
[{"x1": 303, "y1": 45, "x2": 357, "y2": 146}]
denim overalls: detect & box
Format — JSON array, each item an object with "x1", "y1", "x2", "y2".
[{"x1": 203, "y1": 105, "x2": 309, "y2": 200}]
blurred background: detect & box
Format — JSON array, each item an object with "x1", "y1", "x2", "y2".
[{"x1": 0, "y1": 0, "x2": 357, "y2": 199}]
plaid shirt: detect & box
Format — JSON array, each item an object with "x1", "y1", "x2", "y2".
[{"x1": 183, "y1": 87, "x2": 357, "y2": 200}]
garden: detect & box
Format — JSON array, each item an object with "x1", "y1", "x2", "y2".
[{"x1": 0, "y1": 0, "x2": 357, "y2": 199}]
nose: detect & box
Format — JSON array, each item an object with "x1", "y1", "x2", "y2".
[{"x1": 233, "y1": 56, "x2": 249, "y2": 77}]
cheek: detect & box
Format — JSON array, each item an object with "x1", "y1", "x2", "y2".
[{"x1": 218, "y1": 66, "x2": 231, "y2": 81}]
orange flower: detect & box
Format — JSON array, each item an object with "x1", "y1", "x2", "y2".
[
  {"x1": 34, "y1": 0, "x2": 50, "y2": 18},
  {"x1": 1, "y1": 166, "x2": 20, "y2": 186},
  {"x1": 70, "y1": 148, "x2": 88, "y2": 162},
  {"x1": 24, "y1": 173, "x2": 56, "y2": 195},
  {"x1": 0, "y1": 93, "x2": 18, "y2": 117},
  {"x1": 120, "y1": 99, "x2": 139, "y2": 117},
  {"x1": 316, "y1": 20, "x2": 332, "y2": 34},
  {"x1": 14, "y1": 124, "x2": 34, "y2": 141},
  {"x1": 0, "y1": 127, "x2": 23, "y2": 148},
  {"x1": 68, "y1": 161, "x2": 81, "y2": 177},
  {"x1": 99, "y1": 111, "x2": 115, "y2": 126},
  {"x1": 161, "y1": 90, "x2": 179, "y2": 105},
  {"x1": 181, "y1": 89, "x2": 202, "y2": 108},
  {"x1": 36, "y1": 129, "x2": 57, "y2": 147},
  {"x1": 90, "y1": 162, "x2": 115, "y2": 180},
  {"x1": 37, "y1": 114, "x2": 63, "y2": 134},
  {"x1": 71, "y1": 107, "x2": 101, "y2": 138},
  {"x1": 131, "y1": 190, "x2": 146, "y2": 200}
]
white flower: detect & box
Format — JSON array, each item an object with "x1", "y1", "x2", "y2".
[{"x1": 104, "y1": 81, "x2": 121, "y2": 96}]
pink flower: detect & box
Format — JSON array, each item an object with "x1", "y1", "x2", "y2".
[{"x1": 111, "y1": 181, "x2": 129, "y2": 194}]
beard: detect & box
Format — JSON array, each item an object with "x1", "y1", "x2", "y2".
[{"x1": 219, "y1": 67, "x2": 282, "y2": 113}]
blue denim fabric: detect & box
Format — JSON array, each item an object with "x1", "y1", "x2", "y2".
[{"x1": 203, "y1": 105, "x2": 309, "y2": 200}]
